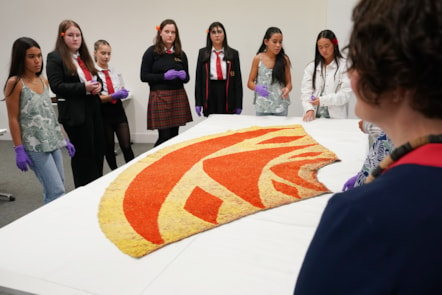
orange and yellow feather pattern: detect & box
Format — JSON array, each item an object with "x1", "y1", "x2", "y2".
[{"x1": 98, "y1": 125, "x2": 338, "y2": 258}]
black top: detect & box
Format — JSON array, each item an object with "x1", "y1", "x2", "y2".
[{"x1": 140, "y1": 46, "x2": 190, "y2": 91}]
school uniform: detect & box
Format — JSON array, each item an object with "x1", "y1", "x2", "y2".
[
  {"x1": 195, "y1": 47, "x2": 243, "y2": 117},
  {"x1": 46, "y1": 50, "x2": 105, "y2": 187},
  {"x1": 140, "y1": 46, "x2": 192, "y2": 130}
]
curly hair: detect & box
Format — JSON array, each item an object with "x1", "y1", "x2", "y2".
[{"x1": 347, "y1": 0, "x2": 442, "y2": 118}]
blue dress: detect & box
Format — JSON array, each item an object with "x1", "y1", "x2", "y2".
[{"x1": 294, "y1": 143, "x2": 442, "y2": 295}]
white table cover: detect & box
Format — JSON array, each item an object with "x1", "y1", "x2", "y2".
[{"x1": 0, "y1": 115, "x2": 367, "y2": 295}]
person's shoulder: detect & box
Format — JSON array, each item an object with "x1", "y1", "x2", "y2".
[
  {"x1": 4, "y1": 76, "x2": 22, "y2": 96},
  {"x1": 144, "y1": 46, "x2": 155, "y2": 53},
  {"x1": 304, "y1": 60, "x2": 315, "y2": 70},
  {"x1": 197, "y1": 47, "x2": 209, "y2": 56},
  {"x1": 40, "y1": 76, "x2": 50, "y2": 87},
  {"x1": 253, "y1": 53, "x2": 263, "y2": 64},
  {"x1": 336, "y1": 57, "x2": 347, "y2": 67},
  {"x1": 230, "y1": 48, "x2": 241, "y2": 59},
  {"x1": 142, "y1": 46, "x2": 155, "y2": 58},
  {"x1": 47, "y1": 50, "x2": 58, "y2": 57},
  {"x1": 283, "y1": 54, "x2": 291, "y2": 64},
  {"x1": 108, "y1": 65, "x2": 118, "y2": 72},
  {"x1": 229, "y1": 47, "x2": 239, "y2": 54},
  {"x1": 326, "y1": 187, "x2": 378, "y2": 222},
  {"x1": 330, "y1": 175, "x2": 398, "y2": 213},
  {"x1": 6, "y1": 76, "x2": 19, "y2": 84}
]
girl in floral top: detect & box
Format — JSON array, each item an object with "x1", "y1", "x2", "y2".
[
  {"x1": 247, "y1": 27, "x2": 292, "y2": 116},
  {"x1": 4, "y1": 37, "x2": 75, "y2": 203}
]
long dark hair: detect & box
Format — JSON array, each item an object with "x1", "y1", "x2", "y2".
[
  {"x1": 205, "y1": 21, "x2": 234, "y2": 61},
  {"x1": 3, "y1": 37, "x2": 43, "y2": 97},
  {"x1": 312, "y1": 29, "x2": 343, "y2": 90},
  {"x1": 55, "y1": 19, "x2": 97, "y2": 76},
  {"x1": 256, "y1": 27, "x2": 289, "y2": 85},
  {"x1": 154, "y1": 19, "x2": 183, "y2": 57}
]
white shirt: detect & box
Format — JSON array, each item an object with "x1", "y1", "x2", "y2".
[
  {"x1": 72, "y1": 53, "x2": 97, "y2": 83},
  {"x1": 300, "y1": 58, "x2": 352, "y2": 119},
  {"x1": 210, "y1": 47, "x2": 226, "y2": 80},
  {"x1": 95, "y1": 64, "x2": 124, "y2": 95}
]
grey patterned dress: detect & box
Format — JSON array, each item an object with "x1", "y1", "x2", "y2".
[
  {"x1": 20, "y1": 79, "x2": 66, "y2": 152},
  {"x1": 253, "y1": 54, "x2": 290, "y2": 114}
]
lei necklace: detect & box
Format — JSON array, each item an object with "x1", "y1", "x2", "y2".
[{"x1": 365, "y1": 134, "x2": 442, "y2": 184}]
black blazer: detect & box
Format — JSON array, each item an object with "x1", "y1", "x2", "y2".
[
  {"x1": 46, "y1": 51, "x2": 101, "y2": 126},
  {"x1": 194, "y1": 47, "x2": 243, "y2": 114}
]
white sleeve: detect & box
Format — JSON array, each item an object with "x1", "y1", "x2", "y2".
[
  {"x1": 319, "y1": 60, "x2": 352, "y2": 107},
  {"x1": 300, "y1": 62, "x2": 316, "y2": 114}
]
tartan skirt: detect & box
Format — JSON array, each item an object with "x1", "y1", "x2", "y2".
[{"x1": 147, "y1": 88, "x2": 193, "y2": 130}]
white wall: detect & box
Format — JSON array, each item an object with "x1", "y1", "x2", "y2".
[{"x1": 0, "y1": 0, "x2": 357, "y2": 143}]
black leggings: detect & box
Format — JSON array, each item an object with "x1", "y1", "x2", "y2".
[
  {"x1": 104, "y1": 122, "x2": 134, "y2": 170},
  {"x1": 154, "y1": 126, "x2": 179, "y2": 147}
]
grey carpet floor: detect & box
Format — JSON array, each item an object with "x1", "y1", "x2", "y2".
[{"x1": 0, "y1": 140, "x2": 153, "y2": 228}]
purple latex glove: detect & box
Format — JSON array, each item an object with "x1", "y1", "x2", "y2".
[
  {"x1": 235, "y1": 108, "x2": 242, "y2": 114},
  {"x1": 195, "y1": 106, "x2": 202, "y2": 117},
  {"x1": 255, "y1": 85, "x2": 269, "y2": 98},
  {"x1": 176, "y1": 70, "x2": 187, "y2": 80},
  {"x1": 111, "y1": 89, "x2": 129, "y2": 100},
  {"x1": 65, "y1": 140, "x2": 76, "y2": 157},
  {"x1": 14, "y1": 144, "x2": 33, "y2": 172},
  {"x1": 342, "y1": 174, "x2": 358, "y2": 191},
  {"x1": 164, "y1": 69, "x2": 178, "y2": 80}
]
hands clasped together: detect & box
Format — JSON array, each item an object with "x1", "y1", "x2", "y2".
[
  {"x1": 86, "y1": 80, "x2": 101, "y2": 95},
  {"x1": 164, "y1": 69, "x2": 187, "y2": 81}
]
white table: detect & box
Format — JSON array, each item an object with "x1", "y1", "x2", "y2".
[{"x1": 0, "y1": 115, "x2": 367, "y2": 295}]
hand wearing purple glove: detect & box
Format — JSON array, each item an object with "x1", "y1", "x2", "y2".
[
  {"x1": 195, "y1": 106, "x2": 202, "y2": 117},
  {"x1": 255, "y1": 85, "x2": 269, "y2": 98},
  {"x1": 65, "y1": 140, "x2": 76, "y2": 157},
  {"x1": 164, "y1": 69, "x2": 178, "y2": 80},
  {"x1": 111, "y1": 89, "x2": 129, "y2": 100},
  {"x1": 176, "y1": 70, "x2": 187, "y2": 80},
  {"x1": 14, "y1": 144, "x2": 33, "y2": 172},
  {"x1": 342, "y1": 174, "x2": 358, "y2": 191},
  {"x1": 235, "y1": 108, "x2": 242, "y2": 115}
]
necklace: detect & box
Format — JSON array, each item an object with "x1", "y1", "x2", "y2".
[{"x1": 365, "y1": 134, "x2": 442, "y2": 184}]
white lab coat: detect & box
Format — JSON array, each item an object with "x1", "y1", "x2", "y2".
[{"x1": 300, "y1": 58, "x2": 352, "y2": 119}]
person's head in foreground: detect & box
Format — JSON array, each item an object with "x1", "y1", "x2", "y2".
[
  {"x1": 294, "y1": 0, "x2": 442, "y2": 294},
  {"x1": 347, "y1": 0, "x2": 442, "y2": 144}
]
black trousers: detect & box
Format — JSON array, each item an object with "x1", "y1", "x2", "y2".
[{"x1": 64, "y1": 102, "x2": 105, "y2": 188}]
